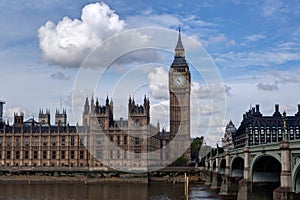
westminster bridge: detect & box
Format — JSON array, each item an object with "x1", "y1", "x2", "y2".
[{"x1": 204, "y1": 139, "x2": 300, "y2": 200}]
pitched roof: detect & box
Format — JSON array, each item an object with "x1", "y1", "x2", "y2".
[{"x1": 175, "y1": 29, "x2": 184, "y2": 50}]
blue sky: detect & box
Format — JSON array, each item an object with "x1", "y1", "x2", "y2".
[{"x1": 0, "y1": 0, "x2": 300, "y2": 145}]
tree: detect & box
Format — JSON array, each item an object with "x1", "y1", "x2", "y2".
[
  {"x1": 190, "y1": 137, "x2": 204, "y2": 164},
  {"x1": 172, "y1": 156, "x2": 189, "y2": 166}
]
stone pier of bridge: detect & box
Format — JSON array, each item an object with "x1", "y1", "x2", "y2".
[
  {"x1": 202, "y1": 140, "x2": 300, "y2": 200},
  {"x1": 210, "y1": 152, "x2": 221, "y2": 189},
  {"x1": 219, "y1": 150, "x2": 240, "y2": 196}
]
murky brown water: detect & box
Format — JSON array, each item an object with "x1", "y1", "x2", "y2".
[
  {"x1": 0, "y1": 182, "x2": 226, "y2": 200},
  {"x1": 0, "y1": 181, "x2": 286, "y2": 200}
]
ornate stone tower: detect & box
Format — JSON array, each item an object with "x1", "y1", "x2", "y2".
[
  {"x1": 82, "y1": 96, "x2": 113, "y2": 130},
  {"x1": 169, "y1": 28, "x2": 191, "y2": 160},
  {"x1": 55, "y1": 109, "x2": 67, "y2": 126},
  {"x1": 39, "y1": 109, "x2": 50, "y2": 125},
  {"x1": 96, "y1": 96, "x2": 113, "y2": 130},
  {"x1": 14, "y1": 113, "x2": 24, "y2": 126},
  {"x1": 128, "y1": 95, "x2": 150, "y2": 129}
]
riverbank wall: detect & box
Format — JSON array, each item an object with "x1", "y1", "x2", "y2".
[{"x1": 0, "y1": 167, "x2": 201, "y2": 184}]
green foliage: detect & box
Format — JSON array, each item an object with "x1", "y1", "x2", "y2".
[
  {"x1": 190, "y1": 137, "x2": 203, "y2": 163},
  {"x1": 172, "y1": 156, "x2": 188, "y2": 166}
]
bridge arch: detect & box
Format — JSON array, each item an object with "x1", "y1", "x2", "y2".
[
  {"x1": 250, "y1": 154, "x2": 281, "y2": 183},
  {"x1": 219, "y1": 158, "x2": 226, "y2": 174},
  {"x1": 292, "y1": 159, "x2": 300, "y2": 192},
  {"x1": 230, "y1": 156, "x2": 244, "y2": 177}
]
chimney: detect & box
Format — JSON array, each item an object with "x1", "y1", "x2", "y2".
[
  {"x1": 256, "y1": 104, "x2": 260, "y2": 113},
  {"x1": 275, "y1": 104, "x2": 279, "y2": 112}
]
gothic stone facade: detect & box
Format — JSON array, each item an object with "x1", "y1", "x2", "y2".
[
  {"x1": 0, "y1": 112, "x2": 95, "y2": 168},
  {"x1": 0, "y1": 30, "x2": 191, "y2": 171},
  {"x1": 0, "y1": 96, "x2": 166, "y2": 171},
  {"x1": 221, "y1": 120, "x2": 237, "y2": 151},
  {"x1": 82, "y1": 96, "x2": 164, "y2": 171},
  {"x1": 169, "y1": 28, "x2": 191, "y2": 160}
]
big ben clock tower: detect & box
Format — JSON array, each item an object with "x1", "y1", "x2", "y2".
[{"x1": 169, "y1": 27, "x2": 191, "y2": 160}]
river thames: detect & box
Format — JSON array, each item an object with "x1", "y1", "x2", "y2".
[
  {"x1": 0, "y1": 182, "x2": 231, "y2": 200},
  {"x1": 0, "y1": 181, "x2": 282, "y2": 200}
]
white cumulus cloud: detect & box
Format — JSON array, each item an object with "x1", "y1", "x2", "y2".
[
  {"x1": 148, "y1": 66, "x2": 169, "y2": 100},
  {"x1": 38, "y1": 2, "x2": 125, "y2": 68}
]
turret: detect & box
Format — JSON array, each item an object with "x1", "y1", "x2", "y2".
[
  {"x1": 91, "y1": 96, "x2": 95, "y2": 113},
  {"x1": 39, "y1": 109, "x2": 50, "y2": 125},
  {"x1": 128, "y1": 95, "x2": 132, "y2": 111},
  {"x1": 14, "y1": 112, "x2": 24, "y2": 126},
  {"x1": 83, "y1": 97, "x2": 89, "y2": 114},
  {"x1": 82, "y1": 97, "x2": 90, "y2": 126},
  {"x1": 110, "y1": 98, "x2": 113, "y2": 112},
  {"x1": 128, "y1": 96, "x2": 150, "y2": 128},
  {"x1": 95, "y1": 98, "x2": 99, "y2": 112},
  {"x1": 106, "y1": 95, "x2": 109, "y2": 106},
  {"x1": 55, "y1": 109, "x2": 67, "y2": 126},
  {"x1": 85, "y1": 95, "x2": 114, "y2": 129},
  {"x1": 143, "y1": 95, "x2": 150, "y2": 112}
]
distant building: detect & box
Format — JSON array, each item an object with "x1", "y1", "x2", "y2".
[
  {"x1": 0, "y1": 29, "x2": 192, "y2": 171},
  {"x1": 0, "y1": 96, "x2": 168, "y2": 171},
  {"x1": 221, "y1": 120, "x2": 236, "y2": 151},
  {"x1": 0, "y1": 110, "x2": 90, "y2": 168},
  {"x1": 233, "y1": 104, "x2": 300, "y2": 148},
  {"x1": 81, "y1": 95, "x2": 163, "y2": 171}
]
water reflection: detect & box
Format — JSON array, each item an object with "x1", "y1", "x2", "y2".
[{"x1": 0, "y1": 182, "x2": 226, "y2": 200}]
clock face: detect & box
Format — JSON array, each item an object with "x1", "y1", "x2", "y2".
[{"x1": 173, "y1": 75, "x2": 185, "y2": 86}]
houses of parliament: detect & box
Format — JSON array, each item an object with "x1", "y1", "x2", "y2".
[{"x1": 0, "y1": 30, "x2": 191, "y2": 172}]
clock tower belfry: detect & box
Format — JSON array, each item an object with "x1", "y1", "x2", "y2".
[{"x1": 169, "y1": 27, "x2": 191, "y2": 160}]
